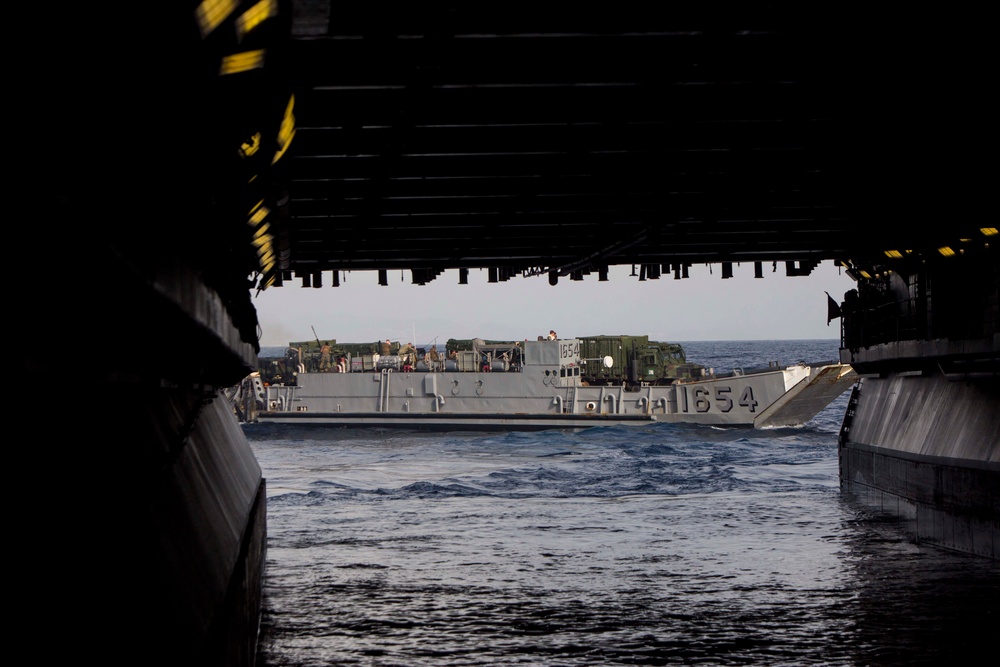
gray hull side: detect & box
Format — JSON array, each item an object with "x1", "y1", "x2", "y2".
[
  {"x1": 257, "y1": 365, "x2": 847, "y2": 428},
  {"x1": 840, "y1": 373, "x2": 1000, "y2": 559}
]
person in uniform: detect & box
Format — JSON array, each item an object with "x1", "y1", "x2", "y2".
[
  {"x1": 319, "y1": 342, "x2": 332, "y2": 371},
  {"x1": 399, "y1": 342, "x2": 416, "y2": 371}
]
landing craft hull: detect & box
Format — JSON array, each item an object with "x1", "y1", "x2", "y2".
[{"x1": 252, "y1": 360, "x2": 857, "y2": 429}]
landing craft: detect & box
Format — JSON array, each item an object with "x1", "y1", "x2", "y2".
[{"x1": 229, "y1": 335, "x2": 858, "y2": 430}]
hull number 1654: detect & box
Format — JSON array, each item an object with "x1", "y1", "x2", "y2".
[{"x1": 679, "y1": 385, "x2": 759, "y2": 413}]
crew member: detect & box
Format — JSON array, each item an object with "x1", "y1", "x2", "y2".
[{"x1": 399, "y1": 342, "x2": 416, "y2": 371}]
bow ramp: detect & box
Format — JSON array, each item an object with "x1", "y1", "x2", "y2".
[{"x1": 754, "y1": 364, "x2": 859, "y2": 428}]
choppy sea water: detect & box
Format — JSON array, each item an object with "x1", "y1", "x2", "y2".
[{"x1": 246, "y1": 340, "x2": 998, "y2": 666}]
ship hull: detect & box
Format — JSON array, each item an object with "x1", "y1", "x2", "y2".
[
  {"x1": 253, "y1": 359, "x2": 857, "y2": 429},
  {"x1": 835, "y1": 251, "x2": 999, "y2": 559},
  {"x1": 839, "y1": 371, "x2": 1000, "y2": 559},
  {"x1": 22, "y1": 245, "x2": 269, "y2": 665}
]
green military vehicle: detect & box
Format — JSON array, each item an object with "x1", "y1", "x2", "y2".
[
  {"x1": 577, "y1": 334, "x2": 705, "y2": 387},
  {"x1": 445, "y1": 334, "x2": 704, "y2": 386}
]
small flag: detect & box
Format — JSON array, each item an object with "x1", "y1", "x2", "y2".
[{"x1": 826, "y1": 292, "x2": 842, "y2": 325}]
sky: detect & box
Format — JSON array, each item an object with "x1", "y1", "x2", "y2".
[{"x1": 251, "y1": 260, "x2": 857, "y2": 348}]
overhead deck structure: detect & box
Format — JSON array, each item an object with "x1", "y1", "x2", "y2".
[{"x1": 262, "y1": 5, "x2": 991, "y2": 288}]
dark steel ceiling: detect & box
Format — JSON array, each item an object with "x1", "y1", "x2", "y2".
[
  {"x1": 34, "y1": 3, "x2": 992, "y2": 299},
  {"x1": 268, "y1": 4, "x2": 991, "y2": 287}
]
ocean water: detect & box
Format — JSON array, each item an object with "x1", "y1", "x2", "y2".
[{"x1": 246, "y1": 340, "x2": 998, "y2": 666}]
